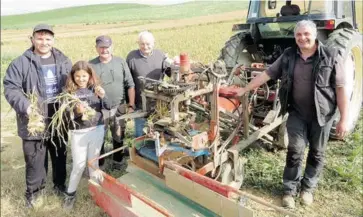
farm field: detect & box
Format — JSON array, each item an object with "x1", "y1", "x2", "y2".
[
  {"x1": 1, "y1": 2, "x2": 362, "y2": 217},
  {"x1": 0, "y1": 2, "x2": 249, "y2": 29}
]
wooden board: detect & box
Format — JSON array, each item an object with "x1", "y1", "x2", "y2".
[
  {"x1": 117, "y1": 165, "x2": 218, "y2": 217},
  {"x1": 164, "y1": 168, "x2": 254, "y2": 217},
  {"x1": 129, "y1": 147, "x2": 164, "y2": 179}
]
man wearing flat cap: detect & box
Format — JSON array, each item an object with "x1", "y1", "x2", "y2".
[
  {"x1": 3, "y1": 24, "x2": 72, "y2": 208},
  {"x1": 89, "y1": 35, "x2": 135, "y2": 170}
]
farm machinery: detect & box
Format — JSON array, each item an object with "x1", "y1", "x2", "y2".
[
  {"x1": 87, "y1": 53, "x2": 293, "y2": 217},
  {"x1": 130, "y1": 52, "x2": 288, "y2": 188},
  {"x1": 87, "y1": 0, "x2": 362, "y2": 216}
]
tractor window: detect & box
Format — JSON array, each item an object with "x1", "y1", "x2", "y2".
[
  {"x1": 258, "y1": 22, "x2": 296, "y2": 38},
  {"x1": 309, "y1": 1, "x2": 334, "y2": 15},
  {"x1": 248, "y1": 0, "x2": 334, "y2": 18},
  {"x1": 248, "y1": 0, "x2": 260, "y2": 18},
  {"x1": 343, "y1": 1, "x2": 353, "y2": 18},
  {"x1": 261, "y1": 0, "x2": 287, "y2": 17}
]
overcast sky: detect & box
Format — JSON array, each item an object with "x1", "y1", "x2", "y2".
[{"x1": 1, "y1": 0, "x2": 192, "y2": 16}]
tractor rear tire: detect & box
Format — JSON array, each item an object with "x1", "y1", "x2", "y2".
[
  {"x1": 325, "y1": 28, "x2": 363, "y2": 138},
  {"x1": 218, "y1": 32, "x2": 253, "y2": 75}
]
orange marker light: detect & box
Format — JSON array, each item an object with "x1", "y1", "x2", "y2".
[{"x1": 325, "y1": 20, "x2": 335, "y2": 29}]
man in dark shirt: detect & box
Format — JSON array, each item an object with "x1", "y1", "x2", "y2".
[
  {"x1": 89, "y1": 35, "x2": 135, "y2": 170},
  {"x1": 236, "y1": 20, "x2": 348, "y2": 208},
  {"x1": 126, "y1": 31, "x2": 170, "y2": 138},
  {"x1": 3, "y1": 24, "x2": 72, "y2": 208}
]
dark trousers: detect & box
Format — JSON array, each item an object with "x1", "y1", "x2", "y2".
[
  {"x1": 23, "y1": 136, "x2": 67, "y2": 199},
  {"x1": 23, "y1": 140, "x2": 46, "y2": 199},
  {"x1": 99, "y1": 104, "x2": 126, "y2": 165},
  {"x1": 45, "y1": 136, "x2": 67, "y2": 188},
  {"x1": 46, "y1": 103, "x2": 67, "y2": 188},
  {"x1": 283, "y1": 111, "x2": 334, "y2": 195}
]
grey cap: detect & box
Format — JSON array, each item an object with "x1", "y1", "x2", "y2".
[
  {"x1": 96, "y1": 35, "x2": 112, "y2": 47},
  {"x1": 33, "y1": 24, "x2": 54, "y2": 35}
]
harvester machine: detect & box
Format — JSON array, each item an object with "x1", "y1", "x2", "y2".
[{"x1": 87, "y1": 52, "x2": 296, "y2": 217}]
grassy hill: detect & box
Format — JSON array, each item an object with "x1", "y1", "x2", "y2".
[{"x1": 1, "y1": 2, "x2": 248, "y2": 29}]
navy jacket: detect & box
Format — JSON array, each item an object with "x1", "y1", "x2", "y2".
[
  {"x1": 3, "y1": 47, "x2": 72, "y2": 140},
  {"x1": 69, "y1": 87, "x2": 111, "y2": 130}
]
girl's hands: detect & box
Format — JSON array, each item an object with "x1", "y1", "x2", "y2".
[
  {"x1": 95, "y1": 85, "x2": 106, "y2": 98},
  {"x1": 75, "y1": 102, "x2": 86, "y2": 113}
]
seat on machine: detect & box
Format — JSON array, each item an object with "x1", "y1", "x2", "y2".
[{"x1": 280, "y1": 4, "x2": 300, "y2": 16}]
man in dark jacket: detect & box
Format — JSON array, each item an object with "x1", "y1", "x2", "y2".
[
  {"x1": 235, "y1": 20, "x2": 348, "y2": 208},
  {"x1": 3, "y1": 24, "x2": 72, "y2": 208}
]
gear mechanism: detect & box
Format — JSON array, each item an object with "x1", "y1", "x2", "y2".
[{"x1": 161, "y1": 82, "x2": 197, "y2": 95}]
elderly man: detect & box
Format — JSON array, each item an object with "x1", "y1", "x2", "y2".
[
  {"x1": 126, "y1": 31, "x2": 170, "y2": 137},
  {"x1": 89, "y1": 35, "x2": 135, "y2": 170},
  {"x1": 3, "y1": 24, "x2": 72, "y2": 207},
  {"x1": 236, "y1": 20, "x2": 348, "y2": 208}
]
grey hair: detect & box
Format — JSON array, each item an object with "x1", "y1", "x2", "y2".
[
  {"x1": 138, "y1": 31, "x2": 155, "y2": 43},
  {"x1": 294, "y1": 20, "x2": 317, "y2": 37}
]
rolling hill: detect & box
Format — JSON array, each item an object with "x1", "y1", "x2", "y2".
[{"x1": 1, "y1": 2, "x2": 249, "y2": 29}]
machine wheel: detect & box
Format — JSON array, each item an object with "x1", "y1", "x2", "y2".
[
  {"x1": 325, "y1": 28, "x2": 363, "y2": 138},
  {"x1": 218, "y1": 32, "x2": 253, "y2": 77},
  {"x1": 220, "y1": 161, "x2": 233, "y2": 185},
  {"x1": 220, "y1": 157, "x2": 245, "y2": 189}
]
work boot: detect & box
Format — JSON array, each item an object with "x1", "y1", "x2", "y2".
[
  {"x1": 282, "y1": 194, "x2": 295, "y2": 209},
  {"x1": 111, "y1": 158, "x2": 128, "y2": 171},
  {"x1": 25, "y1": 191, "x2": 44, "y2": 209},
  {"x1": 123, "y1": 147, "x2": 130, "y2": 157},
  {"x1": 53, "y1": 185, "x2": 66, "y2": 196},
  {"x1": 25, "y1": 195, "x2": 35, "y2": 209},
  {"x1": 63, "y1": 192, "x2": 76, "y2": 210},
  {"x1": 300, "y1": 191, "x2": 313, "y2": 206}
]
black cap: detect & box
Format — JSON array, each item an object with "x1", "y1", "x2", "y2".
[
  {"x1": 33, "y1": 24, "x2": 54, "y2": 35},
  {"x1": 96, "y1": 35, "x2": 112, "y2": 47}
]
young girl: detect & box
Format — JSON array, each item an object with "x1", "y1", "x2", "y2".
[{"x1": 63, "y1": 61, "x2": 109, "y2": 209}]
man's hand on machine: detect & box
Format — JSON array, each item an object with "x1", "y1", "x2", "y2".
[
  {"x1": 235, "y1": 87, "x2": 248, "y2": 98},
  {"x1": 234, "y1": 64, "x2": 245, "y2": 75},
  {"x1": 219, "y1": 86, "x2": 247, "y2": 98}
]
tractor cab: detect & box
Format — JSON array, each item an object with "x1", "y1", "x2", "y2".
[
  {"x1": 248, "y1": 0, "x2": 336, "y2": 18},
  {"x1": 234, "y1": 0, "x2": 358, "y2": 40}
]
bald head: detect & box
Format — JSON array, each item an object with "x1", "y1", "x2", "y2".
[
  {"x1": 138, "y1": 31, "x2": 155, "y2": 56},
  {"x1": 138, "y1": 31, "x2": 155, "y2": 43}
]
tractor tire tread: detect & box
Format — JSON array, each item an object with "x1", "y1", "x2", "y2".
[
  {"x1": 218, "y1": 32, "x2": 252, "y2": 73},
  {"x1": 325, "y1": 28, "x2": 363, "y2": 138}
]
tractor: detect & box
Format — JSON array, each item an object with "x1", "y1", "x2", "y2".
[{"x1": 219, "y1": 0, "x2": 363, "y2": 138}]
